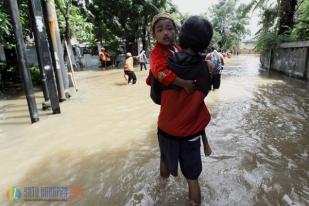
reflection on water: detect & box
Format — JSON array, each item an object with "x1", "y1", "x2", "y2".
[
  {"x1": 1, "y1": 55, "x2": 308, "y2": 206},
  {"x1": 205, "y1": 55, "x2": 309, "y2": 206}
]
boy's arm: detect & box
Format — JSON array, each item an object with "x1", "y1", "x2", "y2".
[
  {"x1": 220, "y1": 53, "x2": 225, "y2": 65},
  {"x1": 205, "y1": 53, "x2": 211, "y2": 61}
]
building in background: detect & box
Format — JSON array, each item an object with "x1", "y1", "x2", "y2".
[{"x1": 240, "y1": 39, "x2": 257, "y2": 54}]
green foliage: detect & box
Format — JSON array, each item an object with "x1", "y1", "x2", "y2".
[
  {"x1": 257, "y1": 5, "x2": 278, "y2": 34},
  {"x1": 209, "y1": 0, "x2": 249, "y2": 50},
  {"x1": 55, "y1": 0, "x2": 95, "y2": 44},
  {"x1": 252, "y1": 0, "x2": 308, "y2": 53},
  {"x1": 0, "y1": 0, "x2": 32, "y2": 46},
  {"x1": 255, "y1": 32, "x2": 278, "y2": 54},
  {"x1": 255, "y1": 32, "x2": 295, "y2": 54},
  {"x1": 210, "y1": 31, "x2": 222, "y2": 48},
  {"x1": 57, "y1": 4, "x2": 95, "y2": 43},
  {"x1": 29, "y1": 66, "x2": 42, "y2": 86},
  {"x1": 0, "y1": 1, "x2": 13, "y2": 46},
  {"x1": 292, "y1": 0, "x2": 309, "y2": 40},
  {"x1": 88, "y1": 0, "x2": 176, "y2": 52},
  {"x1": 0, "y1": 11, "x2": 11, "y2": 43}
]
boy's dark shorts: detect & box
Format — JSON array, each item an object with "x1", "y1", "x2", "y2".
[{"x1": 157, "y1": 129, "x2": 202, "y2": 180}]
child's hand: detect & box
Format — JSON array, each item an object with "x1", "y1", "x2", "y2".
[
  {"x1": 183, "y1": 80, "x2": 196, "y2": 94},
  {"x1": 173, "y1": 77, "x2": 196, "y2": 94}
]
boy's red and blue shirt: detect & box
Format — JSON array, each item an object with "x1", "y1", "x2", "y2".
[
  {"x1": 148, "y1": 43, "x2": 211, "y2": 138},
  {"x1": 159, "y1": 52, "x2": 211, "y2": 137}
]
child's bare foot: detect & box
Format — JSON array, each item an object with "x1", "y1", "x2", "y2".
[{"x1": 204, "y1": 143, "x2": 212, "y2": 156}]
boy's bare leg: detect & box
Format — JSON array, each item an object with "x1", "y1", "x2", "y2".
[
  {"x1": 160, "y1": 159, "x2": 170, "y2": 178},
  {"x1": 187, "y1": 179, "x2": 201, "y2": 205},
  {"x1": 202, "y1": 134, "x2": 212, "y2": 156}
]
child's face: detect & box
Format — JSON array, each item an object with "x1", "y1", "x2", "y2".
[{"x1": 153, "y1": 19, "x2": 176, "y2": 46}]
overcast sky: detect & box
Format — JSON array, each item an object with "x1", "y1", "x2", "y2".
[{"x1": 171, "y1": 0, "x2": 260, "y2": 39}]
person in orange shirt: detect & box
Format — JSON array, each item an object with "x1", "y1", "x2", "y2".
[
  {"x1": 105, "y1": 49, "x2": 112, "y2": 68},
  {"x1": 99, "y1": 48, "x2": 107, "y2": 70}
]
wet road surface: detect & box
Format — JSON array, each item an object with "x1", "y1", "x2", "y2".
[{"x1": 0, "y1": 55, "x2": 308, "y2": 206}]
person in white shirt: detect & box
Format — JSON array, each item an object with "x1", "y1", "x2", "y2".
[
  {"x1": 205, "y1": 46, "x2": 224, "y2": 90},
  {"x1": 136, "y1": 48, "x2": 148, "y2": 71}
]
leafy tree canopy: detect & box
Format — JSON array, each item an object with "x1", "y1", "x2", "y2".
[{"x1": 209, "y1": 0, "x2": 250, "y2": 50}]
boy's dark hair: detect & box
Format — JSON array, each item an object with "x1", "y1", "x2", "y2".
[{"x1": 179, "y1": 16, "x2": 213, "y2": 53}]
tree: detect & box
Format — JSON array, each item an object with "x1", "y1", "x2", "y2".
[
  {"x1": 55, "y1": 0, "x2": 94, "y2": 43},
  {"x1": 292, "y1": 0, "x2": 309, "y2": 39},
  {"x1": 0, "y1": 9, "x2": 12, "y2": 46},
  {"x1": 247, "y1": 0, "x2": 304, "y2": 36},
  {"x1": 0, "y1": 0, "x2": 33, "y2": 47},
  {"x1": 257, "y1": 4, "x2": 278, "y2": 34},
  {"x1": 246, "y1": 0, "x2": 307, "y2": 54},
  {"x1": 210, "y1": 0, "x2": 249, "y2": 51},
  {"x1": 86, "y1": 0, "x2": 176, "y2": 54},
  {"x1": 278, "y1": 0, "x2": 298, "y2": 34}
]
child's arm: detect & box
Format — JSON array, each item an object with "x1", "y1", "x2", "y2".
[
  {"x1": 172, "y1": 77, "x2": 196, "y2": 94},
  {"x1": 150, "y1": 48, "x2": 196, "y2": 94},
  {"x1": 220, "y1": 53, "x2": 225, "y2": 66}
]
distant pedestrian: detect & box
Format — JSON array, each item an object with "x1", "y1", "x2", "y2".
[
  {"x1": 205, "y1": 46, "x2": 224, "y2": 90},
  {"x1": 123, "y1": 52, "x2": 137, "y2": 84},
  {"x1": 136, "y1": 48, "x2": 148, "y2": 71},
  {"x1": 105, "y1": 49, "x2": 112, "y2": 68},
  {"x1": 99, "y1": 48, "x2": 107, "y2": 70}
]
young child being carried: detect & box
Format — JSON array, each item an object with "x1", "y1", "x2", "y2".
[{"x1": 149, "y1": 14, "x2": 214, "y2": 205}]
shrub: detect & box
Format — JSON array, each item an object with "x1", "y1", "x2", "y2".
[{"x1": 29, "y1": 66, "x2": 42, "y2": 86}]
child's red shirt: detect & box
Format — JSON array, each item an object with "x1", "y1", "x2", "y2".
[{"x1": 146, "y1": 43, "x2": 181, "y2": 85}]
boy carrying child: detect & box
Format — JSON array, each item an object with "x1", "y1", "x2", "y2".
[{"x1": 148, "y1": 13, "x2": 214, "y2": 205}]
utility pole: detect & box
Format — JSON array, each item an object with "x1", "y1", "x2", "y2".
[
  {"x1": 28, "y1": 0, "x2": 61, "y2": 114},
  {"x1": 7, "y1": 0, "x2": 39, "y2": 123},
  {"x1": 42, "y1": 0, "x2": 70, "y2": 101}
]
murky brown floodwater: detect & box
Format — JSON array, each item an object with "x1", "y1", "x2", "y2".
[{"x1": 0, "y1": 55, "x2": 308, "y2": 206}]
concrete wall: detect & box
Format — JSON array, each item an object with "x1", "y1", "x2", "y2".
[
  {"x1": 1, "y1": 45, "x2": 125, "y2": 70},
  {"x1": 24, "y1": 46, "x2": 102, "y2": 69},
  {"x1": 82, "y1": 54, "x2": 100, "y2": 69},
  {"x1": 25, "y1": 46, "x2": 38, "y2": 66},
  {"x1": 260, "y1": 41, "x2": 309, "y2": 80}
]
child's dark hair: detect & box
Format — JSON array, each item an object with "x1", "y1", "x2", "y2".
[{"x1": 179, "y1": 16, "x2": 213, "y2": 53}]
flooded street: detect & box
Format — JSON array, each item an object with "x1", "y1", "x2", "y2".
[{"x1": 0, "y1": 55, "x2": 308, "y2": 206}]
